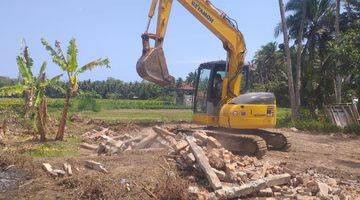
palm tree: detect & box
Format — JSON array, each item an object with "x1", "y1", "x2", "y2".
[
  {"x1": 334, "y1": 0, "x2": 342, "y2": 103},
  {"x1": 0, "y1": 46, "x2": 61, "y2": 141},
  {"x1": 42, "y1": 38, "x2": 110, "y2": 141},
  {"x1": 294, "y1": 0, "x2": 308, "y2": 115},
  {"x1": 275, "y1": 0, "x2": 336, "y2": 110},
  {"x1": 278, "y1": 0, "x2": 297, "y2": 120}
]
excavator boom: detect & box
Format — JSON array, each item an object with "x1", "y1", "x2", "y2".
[{"x1": 137, "y1": 0, "x2": 246, "y2": 100}]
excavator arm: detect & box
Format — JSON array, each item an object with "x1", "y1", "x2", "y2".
[{"x1": 137, "y1": 0, "x2": 246, "y2": 102}]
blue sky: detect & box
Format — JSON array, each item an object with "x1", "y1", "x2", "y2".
[{"x1": 0, "y1": 0, "x2": 283, "y2": 82}]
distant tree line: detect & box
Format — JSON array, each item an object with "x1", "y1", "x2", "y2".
[{"x1": 0, "y1": 73, "x2": 196, "y2": 101}]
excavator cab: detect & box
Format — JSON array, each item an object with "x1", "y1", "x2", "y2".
[
  {"x1": 136, "y1": 34, "x2": 175, "y2": 87},
  {"x1": 193, "y1": 61, "x2": 249, "y2": 116}
]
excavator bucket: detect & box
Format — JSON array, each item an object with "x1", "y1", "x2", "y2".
[{"x1": 136, "y1": 34, "x2": 175, "y2": 87}]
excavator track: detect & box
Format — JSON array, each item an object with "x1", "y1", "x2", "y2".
[
  {"x1": 171, "y1": 127, "x2": 267, "y2": 158},
  {"x1": 172, "y1": 126, "x2": 291, "y2": 157},
  {"x1": 205, "y1": 130, "x2": 268, "y2": 158},
  {"x1": 240, "y1": 129, "x2": 292, "y2": 151}
]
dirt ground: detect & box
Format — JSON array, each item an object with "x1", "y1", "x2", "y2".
[
  {"x1": 0, "y1": 122, "x2": 359, "y2": 200},
  {"x1": 265, "y1": 129, "x2": 360, "y2": 182}
]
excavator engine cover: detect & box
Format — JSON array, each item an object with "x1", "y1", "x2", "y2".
[{"x1": 136, "y1": 34, "x2": 175, "y2": 87}]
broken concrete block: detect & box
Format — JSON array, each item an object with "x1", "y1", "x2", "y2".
[
  {"x1": 206, "y1": 136, "x2": 222, "y2": 148},
  {"x1": 80, "y1": 143, "x2": 98, "y2": 151},
  {"x1": 63, "y1": 163, "x2": 73, "y2": 176},
  {"x1": 305, "y1": 180, "x2": 320, "y2": 195},
  {"x1": 296, "y1": 194, "x2": 318, "y2": 200},
  {"x1": 193, "y1": 131, "x2": 209, "y2": 145},
  {"x1": 258, "y1": 187, "x2": 273, "y2": 197},
  {"x1": 265, "y1": 173, "x2": 291, "y2": 187},
  {"x1": 135, "y1": 131, "x2": 158, "y2": 149},
  {"x1": 186, "y1": 137, "x2": 222, "y2": 191},
  {"x1": 183, "y1": 152, "x2": 196, "y2": 165},
  {"x1": 53, "y1": 169, "x2": 66, "y2": 176},
  {"x1": 326, "y1": 178, "x2": 337, "y2": 187},
  {"x1": 213, "y1": 173, "x2": 291, "y2": 199},
  {"x1": 208, "y1": 150, "x2": 225, "y2": 169},
  {"x1": 317, "y1": 182, "x2": 330, "y2": 199},
  {"x1": 175, "y1": 140, "x2": 188, "y2": 152},
  {"x1": 236, "y1": 171, "x2": 248, "y2": 182},
  {"x1": 85, "y1": 160, "x2": 108, "y2": 173},
  {"x1": 212, "y1": 168, "x2": 227, "y2": 181},
  {"x1": 42, "y1": 163, "x2": 57, "y2": 176},
  {"x1": 153, "y1": 126, "x2": 176, "y2": 137},
  {"x1": 101, "y1": 135, "x2": 123, "y2": 148}
]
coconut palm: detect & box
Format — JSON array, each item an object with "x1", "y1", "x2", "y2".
[
  {"x1": 42, "y1": 38, "x2": 110, "y2": 141},
  {"x1": 278, "y1": 0, "x2": 297, "y2": 120},
  {"x1": 275, "y1": 0, "x2": 337, "y2": 110}
]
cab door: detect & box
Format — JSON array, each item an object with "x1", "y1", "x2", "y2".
[{"x1": 193, "y1": 67, "x2": 218, "y2": 126}]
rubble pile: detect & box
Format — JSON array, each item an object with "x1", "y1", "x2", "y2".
[{"x1": 78, "y1": 125, "x2": 354, "y2": 200}]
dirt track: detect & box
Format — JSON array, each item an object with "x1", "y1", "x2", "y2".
[{"x1": 0, "y1": 123, "x2": 359, "y2": 199}]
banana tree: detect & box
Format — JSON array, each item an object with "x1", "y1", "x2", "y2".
[
  {"x1": 41, "y1": 38, "x2": 110, "y2": 141},
  {"x1": 17, "y1": 45, "x2": 35, "y2": 119},
  {"x1": 0, "y1": 57, "x2": 61, "y2": 141}
]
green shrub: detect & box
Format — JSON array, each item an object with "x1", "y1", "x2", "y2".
[
  {"x1": 48, "y1": 99, "x2": 65, "y2": 109},
  {"x1": 344, "y1": 124, "x2": 360, "y2": 135},
  {"x1": 276, "y1": 113, "x2": 292, "y2": 128},
  {"x1": 293, "y1": 119, "x2": 341, "y2": 133},
  {"x1": 0, "y1": 98, "x2": 24, "y2": 114},
  {"x1": 77, "y1": 92, "x2": 101, "y2": 112}
]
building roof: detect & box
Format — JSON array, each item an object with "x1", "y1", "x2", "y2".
[{"x1": 179, "y1": 84, "x2": 194, "y2": 91}]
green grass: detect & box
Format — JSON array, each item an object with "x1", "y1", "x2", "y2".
[
  {"x1": 66, "y1": 109, "x2": 193, "y2": 123},
  {"x1": 47, "y1": 98, "x2": 187, "y2": 111},
  {"x1": 23, "y1": 136, "x2": 81, "y2": 158}
]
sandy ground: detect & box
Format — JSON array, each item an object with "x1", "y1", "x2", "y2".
[{"x1": 0, "y1": 123, "x2": 359, "y2": 200}]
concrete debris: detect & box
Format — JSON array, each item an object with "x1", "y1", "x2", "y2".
[
  {"x1": 186, "y1": 136, "x2": 222, "y2": 191},
  {"x1": 82, "y1": 127, "x2": 111, "y2": 141},
  {"x1": 211, "y1": 174, "x2": 291, "y2": 199},
  {"x1": 326, "y1": 178, "x2": 337, "y2": 187},
  {"x1": 77, "y1": 125, "x2": 353, "y2": 199},
  {"x1": 80, "y1": 143, "x2": 99, "y2": 151},
  {"x1": 85, "y1": 160, "x2": 108, "y2": 173},
  {"x1": 42, "y1": 163, "x2": 57, "y2": 176},
  {"x1": 42, "y1": 163, "x2": 69, "y2": 177},
  {"x1": 258, "y1": 187, "x2": 273, "y2": 197},
  {"x1": 53, "y1": 169, "x2": 66, "y2": 176},
  {"x1": 63, "y1": 163, "x2": 73, "y2": 176},
  {"x1": 135, "y1": 131, "x2": 158, "y2": 149}
]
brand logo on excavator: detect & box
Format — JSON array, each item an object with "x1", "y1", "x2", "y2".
[{"x1": 191, "y1": 1, "x2": 214, "y2": 23}]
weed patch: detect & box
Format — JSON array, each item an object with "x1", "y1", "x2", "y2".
[{"x1": 22, "y1": 136, "x2": 81, "y2": 158}]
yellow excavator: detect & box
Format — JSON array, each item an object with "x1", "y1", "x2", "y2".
[{"x1": 137, "y1": 0, "x2": 290, "y2": 157}]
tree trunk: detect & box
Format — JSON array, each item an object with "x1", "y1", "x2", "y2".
[
  {"x1": 295, "y1": 0, "x2": 307, "y2": 116},
  {"x1": 56, "y1": 94, "x2": 70, "y2": 141},
  {"x1": 24, "y1": 89, "x2": 35, "y2": 119},
  {"x1": 37, "y1": 97, "x2": 48, "y2": 142},
  {"x1": 334, "y1": 0, "x2": 342, "y2": 103},
  {"x1": 278, "y1": 0, "x2": 297, "y2": 121}
]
